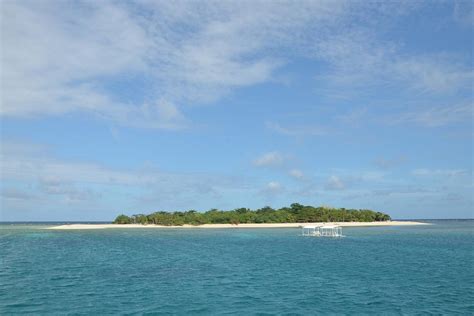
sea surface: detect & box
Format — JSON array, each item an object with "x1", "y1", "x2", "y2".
[{"x1": 1, "y1": 220, "x2": 473, "y2": 315}]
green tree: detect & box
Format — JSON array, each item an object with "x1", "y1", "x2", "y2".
[
  {"x1": 113, "y1": 214, "x2": 132, "y2": 224},
  {"x1": 114, "y1": 204, "x2": 391, "y2": 225}
]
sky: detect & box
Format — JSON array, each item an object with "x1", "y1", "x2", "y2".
[{"x1": 0, "y1": 0, "x2": 473, "y2": 221}]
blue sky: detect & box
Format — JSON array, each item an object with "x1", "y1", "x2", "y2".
[{"x1": 1, "y1": 0, "x2": 472, "y2": 220}]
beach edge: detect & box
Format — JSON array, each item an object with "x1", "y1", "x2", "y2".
[{"x1": 47, "y1": 221, "x2": 429, "y2": 230}]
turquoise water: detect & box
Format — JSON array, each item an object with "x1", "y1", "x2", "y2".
[{"x1": 1, "y1": 221, "x2": 473, "y2": 315}]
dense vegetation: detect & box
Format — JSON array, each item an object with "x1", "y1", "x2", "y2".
[{"x1": 113, "y1": 203, "x2": 391, "y2": 225}]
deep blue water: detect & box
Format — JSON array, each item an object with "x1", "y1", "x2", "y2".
[{"x1": 1, "y1": 221, "x2": 473, "y2": 315}]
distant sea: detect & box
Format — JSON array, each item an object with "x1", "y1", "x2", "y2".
[{"x1": 1, "y1": 220, "x2": 473, "y2": 314}]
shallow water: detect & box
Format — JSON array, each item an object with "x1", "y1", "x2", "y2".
[{"x1": 1, "y1": 220, "x2": 473, "y2": 314}]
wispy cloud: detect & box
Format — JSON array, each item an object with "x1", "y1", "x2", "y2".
[
  {"x1": 336, "y1": 107, "x2": 369, "y2": 127},
  {"x1": 0, "y1": 141, "x2": 252, "y2": 210},
  {"x1": 5, "y1": 1, "x2": 465, "y2": 130},
  {"x1": 312, "y1": 24, "x2": 472, "y2": 95},
  {"x1": 260, "y1": 181, "x2": 284, "y2": 196},
  {"x1": 313, "y1": 103, "x2": 472, "y2": 129},
  {"x1": 392, "y1": 55, "x2": 473, "y2": 94},
  {"x1": 412, "y1": 168, "x2": 469, "y2": 177},
  {"x1": 265, "y1": 121, "x2": 328, "y2": 136},
  {"x1": 253, "y1": 151, "x2": 285, "y2": 167},
  {"x1": 289, "y1": 169, "x2": 305, "y2": 180},
  {"x1": 389, "y1": 103, "x2": 472, "y2": 127},
  {"x1": 2, "y1": 2, "x2": 149, "y2": 117},
  {"x1": 453, "y1": 0, "x2": 474, "y2": 27},
  {"x1": 1, "y1": 188, "x2": 37, "y2": 201},
  {"x1": 374, "y1": 156, "x2": 407, "y2": 169},
  {"x1": 325, "y1": 175, "x2": 345, "y2": 190},
  {"x1": 38, "y1": 177, "x2": 101, "y2": 202},
  {"x1": 104, "y1": 99, "x2": 188, "y2": 130},
  {"x1": 1, "y1": 1, "x2": 346, "y2": 128}
]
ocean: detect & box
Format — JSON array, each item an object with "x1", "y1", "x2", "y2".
[{"x1": 1, "y1": 220, "x2": 473, "y2": 315}]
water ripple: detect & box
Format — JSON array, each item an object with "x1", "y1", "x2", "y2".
[{"x1": 0, "y1": 222, "x2": 473, "y2": 314}]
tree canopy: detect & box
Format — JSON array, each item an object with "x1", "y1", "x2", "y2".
[{"x1": 113, "y1": 204, "x2": 391, "y2": 225}]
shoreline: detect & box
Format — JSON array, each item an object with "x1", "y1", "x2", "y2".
[{"x1": 47, "y1": 221, "x2": 429, "y2": 230}]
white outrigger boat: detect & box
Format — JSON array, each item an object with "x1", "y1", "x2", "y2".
[{"x1": 301, "y1": 225, "x2": 344, "y2": 237}]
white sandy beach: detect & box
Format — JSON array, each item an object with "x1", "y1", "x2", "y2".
[{"x1": 48, "y1": 221, "x2": 428, "y2": 230}]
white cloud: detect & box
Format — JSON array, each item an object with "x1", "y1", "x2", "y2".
[
  {"x1": 1, "y1": 2, "x2": 148, "y2": 114},
  {"x1": 253, "y1": 151, "x2": 284, "y2": 167},
  {"x1": 267, "y1": 181, "x2": 282, "y2": 190},
  {"x1": 37, "y1": 176, "x2": 101, "y2": 202},
  {"x1": 336, "y1": 107, "x2": 369, "y2": 127},
  {"x1": 1, "y1": 142, "x2": 146, "y2": 185},
  {"x1": 261, "y1": 181, "x2": 284, "y2": 196},
  {"x1": 392, "y1": 56, "x2": 473, "y2": 94},
  {"x1": 1, "y1": 1, "x2": 347, "y2": 128},
  {"x1": 325, "y1": 175, "x2": 345, "y2": 190},
  {"x1": 330, "y1": 103, "x2": 472, "y2": 129},
  {"x1": 5, "y1": 0, "x2": 466, "y2": 130},
  {"x1": 389, "y1": 103, "x2": 472, "y2": 127},
  {"x1": 0, "y1": 188, "x2": 37, "y2": 201},
  {"x1": 104, "y1": 99, "x2": 187, "y2": 129},
  {"x1": 265, "y1": 121, "x2": 327, "y2": 136},
  {"x1": 311, "y1": 25, "x2": 472, "y2": 96},
  {"x1": 0, "y1": 141, "x2": 250, "y2": 201},
  {"x1": 412, "y1": 169, "x2": 469, "y2": 177},
  {"x1": 374, "y1": 156, "x2": 407, "y2": 169},
  {"x1": 289, "y1": 169, "x2": 305, "y2": 180}
]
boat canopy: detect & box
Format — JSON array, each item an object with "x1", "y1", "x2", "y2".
[{"x1": 302, "y1": 224, "x2": 343, "y2": 237}]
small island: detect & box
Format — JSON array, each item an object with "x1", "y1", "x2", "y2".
[
  {"x1": 48, "y1": 204, "x2": 428, "y2": 230},
  {"x1": 113, "y1": 203, "x2": 391, "y2": 225}
]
